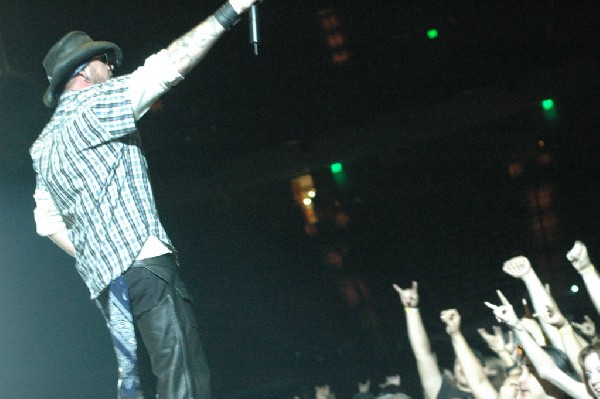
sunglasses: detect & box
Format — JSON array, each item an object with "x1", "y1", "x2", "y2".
[{"x1": 91, "y1": 53, "x2": 112, "y2": 65}]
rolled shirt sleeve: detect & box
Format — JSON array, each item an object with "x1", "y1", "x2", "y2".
[
  {"x1": 33, "y1": 186, "x2": 67, "y2": 237},
  {"x1": 128, "y1": 50, "x2": 185, "y2": 120}
]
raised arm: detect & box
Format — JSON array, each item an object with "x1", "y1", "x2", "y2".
[
  {"x1": 538, "y1": 302, "x2": 585, "y2": 379},
  {"x1": 503, "y1": 256, "x2": 564, "y2": 351},
  {"x1": 128, "y1": 0, "x2": 257, "y2": 120},
  {"x1": 477, "y1": 325, "x2": 517, "y2": 371},
  {"x1": 393, "y1": 282, "x2": 442, "y2": 399},
  {"x1": 572, "y1": 315, "x2": 599, "y2": 344},
  {"x1": 498, "y1": 364, "x2": 550, "y2": 399},
  {"x1": 567, "y1": 241, "x2": 600, "y2": 315},
  {"x1": 166, "y1": 0, "x2": 255, "y2": 76},
  {"x1": 486, "y1": 290, "x2": 592, "y2": 399},
  {"x1": 441, "y1": 309, "x2": 497, "y2": 399},
  {"x1": 520, "y1": 299, "x2": 548, "y2": 346}
]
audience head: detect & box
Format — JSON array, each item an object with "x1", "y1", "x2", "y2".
[
  {"x1": 375, "y1": 375, "x2": 411, "y2": 399},
  {"x1": 376, "y1": 383, "x2": 411, "y2": 399},
  {"x1": 579, "y1": 342, "x2": 600, "y2": 398},
  {"x1": 543, "y1": 346, "x2": 581, "y2": 382}
]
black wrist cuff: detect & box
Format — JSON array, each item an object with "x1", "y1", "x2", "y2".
[{"x1": 214, "y1": 1, "x2": 241, "y2": 31}]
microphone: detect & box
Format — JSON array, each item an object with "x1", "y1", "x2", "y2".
[{"x1": 249, "y1": 4, "x2": 260, "y2": 55}]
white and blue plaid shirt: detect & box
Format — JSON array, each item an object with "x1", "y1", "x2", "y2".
[{"x1": 31, "y1": 57, "x2": 182, "y2": 298}]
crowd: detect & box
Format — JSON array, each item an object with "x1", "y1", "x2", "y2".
[{"x1": 300, "y1": 240, "x2": 600, "y2": 399}]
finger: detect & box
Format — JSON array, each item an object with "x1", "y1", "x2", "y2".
[
  {"x1": 484, "y1": 301, "x2": 499, "y2": 310},
  {"x1": 496, "y1": 290, "x2": 510, "y2": 305},
  {"x1": 412, "y1": 281, "x2": 418, "y2": 291},
  {"x1": 584, "y1": 314, "x2": 592, "y2": 323},
  {"x1": 492, "y1": 325, "x2": 503, "y2": 336},
  {"x1": 392, "y1": 284, "x2": 402, "y2": 293},
  {"x1": 477, "y1": 328, "x2": 490, "y2": 338},
  {"x1": 508, "y1": 330, "x2": 514, "y2": 345}
]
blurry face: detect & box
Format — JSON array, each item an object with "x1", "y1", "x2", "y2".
[
  {"x1": 86, "y1": 59, "x2": 114, "y2": 84},
  {"x1": 584, "y1": 352, "x2": 600, "y2": 398}
]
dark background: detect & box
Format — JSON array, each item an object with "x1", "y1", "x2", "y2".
[{"x1": 1, "y1": 0, "x2": 600, "y2": 398}]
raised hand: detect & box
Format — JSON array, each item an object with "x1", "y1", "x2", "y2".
[
  {"x1": 485, "y1": 290, "x2": 520, "y2": 328},
  {"x1": 572, "y1": 315, "x2": 596, "y2": 339},
  {"x1": 440, "y1": 308, "x2": 461, "y2": 335},
  {"x1": 478, "y1": 325, "x2": 508, "y2": 355},
  {"x1": 566, "y1": 241, "x2": 593, "y2": 271},
  {"x1": 229, "y1": 0, "x2": 260, "y2": 14},
  {"x1": 393, "y1": 281, "x2": 419, "y2": 308},
  {"x1": 502, "y1": 256, "x2": 532, "y2": 278},
  {"x1": 537, "y1": 303, "x2": 567, "y2": 329}
]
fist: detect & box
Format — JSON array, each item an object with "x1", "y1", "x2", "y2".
[
  {"x1": 503, "y1": 256, "x2": 532, "y2": 278},
  {"x1": 440, "y1": 309, "x2": 461, "y2": 335},
  {"x1": 566, "y1": 241, "x2": 592, "y2": 271}
]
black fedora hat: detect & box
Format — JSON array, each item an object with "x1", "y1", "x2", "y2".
[{"x1": 43, "y1": 31, "x2": 123, "y2": 108}]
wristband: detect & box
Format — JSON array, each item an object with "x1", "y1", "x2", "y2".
[
  {"x1": 579, "y1": 263, "x2": 596, "y2": 275},
  {"x1": 404, "y1": 307, "x2": 419, "y2": 313},
  {"x1": 214, "y1": 1, "x2": 241, "y2": 31}
]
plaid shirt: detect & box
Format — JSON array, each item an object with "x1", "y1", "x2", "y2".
[{"x1": 31, "y1": 75, "x2": 173, "y2": 299}]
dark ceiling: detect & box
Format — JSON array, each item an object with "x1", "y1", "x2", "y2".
[
  {"x1": 1, "y1": 0, "x2": 599, "y2": 169},
  {"x1": 1, "y1": 1, "x2": 600, "y2": 398}
]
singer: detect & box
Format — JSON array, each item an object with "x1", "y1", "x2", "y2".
[{"x1": 30, "y1": 1, "x2": 258, "y2": 398}]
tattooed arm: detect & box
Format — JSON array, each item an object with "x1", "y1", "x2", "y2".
[
  {"x1": 128, "y1": 0, "x2": 256, "y2": 119},
  {"x1": 167, "y1": 0, "x2": 255, "y2": 75},
  {"x1": 165, "y1": 16, "x2": 224, "y2": 76}
]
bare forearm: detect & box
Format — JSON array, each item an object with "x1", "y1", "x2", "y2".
[
  {"x1": 405, "y1": 308, "x2": 434, "y2": 358},
  {"x1": 405, "y1": 308, "x2": 442, "y2": 399},
  {"x1": 558, "y1": 324, "x2": 584, "y2": 378},
  {"x1": 450, "y1": 333, "x2": 497, "y2": 398},
  {"x1": 513, "y1": 325, "x2": 590, "y2": 399},
  {"x1": 521, "y1": 272, "x2": 564, "y2": 350},
  {"x1": 166, "y1": 16, "x2": 224, "y2": 76},
  {"x1": 580, "y1": 266, "x2": 600, "y2": 314},
  {"x1": 521, "y1": 270, "x2": 552, "y2": 311}
]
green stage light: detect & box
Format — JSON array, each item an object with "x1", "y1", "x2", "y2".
[
  {"x1": 427, "y1": 29, "x2": 439, "y2": 39},
  {"x1": 541, "y1": 98, "x2": 555, "y2": 111},
  {"x1": 330, "y1": 162, "x2": 343, "y2": 174}
]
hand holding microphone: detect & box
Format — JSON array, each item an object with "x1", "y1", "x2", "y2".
[{"x1": 219, "y1": 0, "x2": 262, "y2": 55}]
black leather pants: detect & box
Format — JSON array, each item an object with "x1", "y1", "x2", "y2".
[{"x1": 98, "y1": 254, "x2": 212, "y2": 399}]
